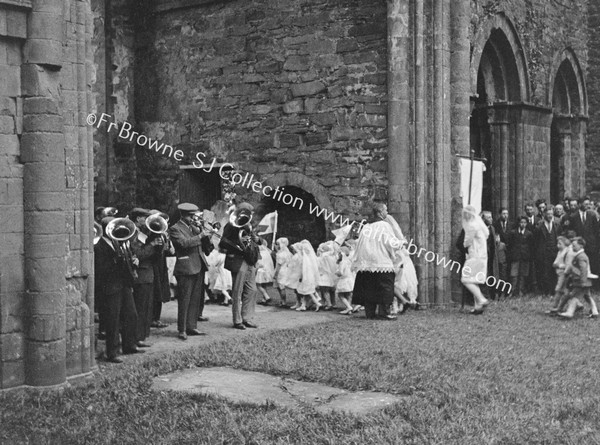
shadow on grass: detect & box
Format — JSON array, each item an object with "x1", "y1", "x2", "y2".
[{"x1": 1, "y1": 297, "x2": 600, "y2": 444}]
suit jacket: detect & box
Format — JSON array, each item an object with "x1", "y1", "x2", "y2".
[
  {"x1": 522, "y1": 215, "x2": 541, "y2": 233},
  {"x1": 567, "y1": 250, "x2": 592, "y2": 287},
  {"x1": 534, "y1": 220, "x2": 560, "y2": 261},
  {"x1": 169, "y1": 220, "x2": 213, "y2": 276},
  {"x1": 493, "y1": 219, "x2": 511, "y2": 245},
  {"x1": 131, "y1": 231, "x2": 159, "y2": 284},
  {"x1": 507, "y1": 229, "x2": 533, "y2": 262},
  {"x1": 94, "y1": 237, "x2": 133, "y2": 294},
  {"x1": 567, "y1": 210, "x2": 600, "y2": 250}
]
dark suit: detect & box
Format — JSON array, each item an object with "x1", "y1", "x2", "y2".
[
  {"x1": 220, "y1": 223, "x2": 259, "y2": 325},
  {"x1": 486, "y1": 224, "x2": 499, "y2": 299},
  {"x1": 94, "y1": 237, "x2": 137, "y2": 359},
  {"x1": 507, "y1": 229, "x2": 533, "y2": 296},
  {"x1": 567, "y1": 210, "x2": 600, "y2": 275},
  {"x1": 169, "y1": 220, "x2": 213, "y2": 334},
  {"x1": 534, "y1": 220, "x2": 559, "y2": 294},
  {"x1": 493, "y1": 219, "x2": 511, "y2": 245},
  {"x1": 131, "y1": 232, "x2": 159, "y2": 342}
]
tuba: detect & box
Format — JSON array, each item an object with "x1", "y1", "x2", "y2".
[
  {"x1": 93, "y1": 221, "x2": 102, "y2": 245},
  {"x1": 106, "y1": 217, "x2": 138, "y2": 280},
  {"x1": 146, "y1": 213, "x2": 169, "y2": 243},
  {"x1": 230, "y1": 208, "x2": 254, "y2": 249}
]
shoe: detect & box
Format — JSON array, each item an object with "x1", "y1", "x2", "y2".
[
  {"x1": 151, "y1": 321, "x2": 169, "y2": 328},
  {"x1": 469, "y1": 309, "x2": 484, "y2": 315},
  {"x1": 122, "y1": 348, "x2": 145, "y2": 354},
  {"x1": 544, "y1": 309, "x2": 558, "y2": 315},
  {"x1": 136, "y1": 342, "x2": 151, "y2": 348},
  {"x1": 242, "y1": 321, "x2": 258, "y2": 328},
  {"x1": 340, "y1": 308, "x2": 352, "y2": 315},
  {"x1": 186, "y1": 329, "x2": 206, "y2": 336},
  {"x1": 233, "y1": 323, "x2": 246, "y2": 330},
  {"x1": 278, "y1": 302, "x2": 289, "y2": 308},
  {"x1": 314, "y1": 303, "x2": 322, "y2": 312},
  {"x1": 381, "y1": 314, "x2": 397, "y2": 320},
  {"x1": 198, "y1": 316, "x2": 209, "y2": 322},
  {"x1": 290, "y1": 304, "x2": 300, "y2": 310},
  {"x1": 258, "y1": 299, "x2": 271, "y2": 306},
  {"x1": 557, "y1": 312, "x2": 573, "y2": 319},
  {"x1": 106, "y1": 356, "x2": 123, "y2": 364},
  {"x1": 322, "y1": 305, "x2": 333, "y2": 311},
  {"x1": 589, "y1": 313, "x2": 599, "y2": 319},
  {"x1": 296, "y1": 306, "x2": 306, "y2": 311},
  {"x1": 178, "y1": 332, "x2": 188, "y2": 340}
]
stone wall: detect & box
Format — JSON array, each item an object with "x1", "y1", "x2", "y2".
[
  {"x1": 588, "y1": 0, "x2": 600, "y2": 194},
  {"x1": 0, "y1": 0, "x2": 95, "y2": 391},
  {"x1": 135, "y1": 0, "x2": 389, "y2": 221}
]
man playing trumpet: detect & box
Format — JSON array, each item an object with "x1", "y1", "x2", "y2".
[{"x1": 169, "y1": 203, "x2": 214, "y2": 340}]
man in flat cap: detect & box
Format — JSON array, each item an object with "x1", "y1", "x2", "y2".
[
  {"x1": 219, "y1": 202, "x2": 261, "y2": 330},
  {"x1": 169, "y1": 203, "x2": 214, "y2": 340}
]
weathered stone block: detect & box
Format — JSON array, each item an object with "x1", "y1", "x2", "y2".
[
  {"x1": 24, "y1": 257, "x2": 67, "y2": 291},
  {"x1": 24, "y1": 162, "x2": 66, "y2": 192},
  {"x1": 357, "y1": 114, "x2": 387, "y2": 127},
  {"x1": 0, "y1": 115, "x2": 14, "y2": 134},
  {"x1": 28, "y1": 12, "x2": 64, "y2": 40},
  {"x1": 20, "y1": 64, "x2": 60, "y2": 97},
  {"x1": 0, "y1": 205, "x2": 23, "y2": 233},
  {"x1": 271, "y1": 88, "x2": 291, "y2": 104},
  {"x1": 23, "y1": 115, "x2": 63, "y2": 133},
  {"x1": 277, "y1": 134, "x2": 301, "y2": 148},
  {"x1": 24, "y1": 210, "x2": 66, "y2": 235},
  {"x1": 5, "y1": 8, "x2": 26, "y2": 39},
  {"x1": 283, "y1": 99, "x2": 303, "y2": 114},
  {"x1": 23, "y1": 97, "x2": 60, "y2": 115},
  {"x1": 336, "y1": 39, "x2": 359, "y2": 53},
  {"x1": 305, "y1": 132, "x2": 328, "y2": 146},
  {"x1": 0, "y1": 134, "x2": 19, "y2": 156},
  {"x1": 291, "y1": 80, "x2": 326, "y2": 97},
  {"x1": 306, "y1": 38, "x2": 335, "y2": 54},
  {"x1": 0, "y1": 97, "x2": 16, "y2": 116},
  {"x1": 255, "y1": 60, "x2": 281, "y2": 73},
  {"x1": 25, "y1": 338, "x2": 66, "y2": 386},
  {"x1": 24, "y1": 38, "x2": 63, "y2": 67},
  {"x1": 28, "y1": 314, "x2": 66, "y2": 342},
  {"x1": 283, "y1": 55, "x2": 310, "y2": 71},
  {"x1": 309, "y1": 113, "x2": 336, "y2": 126},
  {"x1": 0, "y1": 65, "x2": 20, "y2": 98},
  {"x1": 0, "y1": 360, "x2": 25, "y2": 390},
  {"x1": 20, "y1": 133, "x2": 65, "y2": 163}
]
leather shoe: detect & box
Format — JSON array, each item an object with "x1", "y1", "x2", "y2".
[
  {"x1": 242, "y1": 321, "x2": 258, "y2": 328},
  {"x1": 137, "y1": 342, "x2": 151, "y2": 348},
  {"x1": 178, "y1": 332, "x2": 188, "y2": 340},
  {"x1": 186, "y1": 329, "x2": 206, "y2": 336},
  {"x1": 381, "y1": 314, "x2": 397, "y2": 320},
  {"x1": 233, "y1": 323, "x2": 246, "y2": 330},
  {"x1": 122, "y1": 348, "x2": 145, "y2": 354},
  {"x1": 198, "y1": 316, "x2": 209, "y2": 322},
  {"x1": 469, "y1": 309, "x2": 484, "y2": 315},
  {"x1": 106, "y1": 356, "x2": 123, "y2": 364},
  {"x1": 589, "y1": 314, "x2": 598, "y2": 319}
]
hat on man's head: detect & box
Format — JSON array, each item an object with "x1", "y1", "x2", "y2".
[
  {"x1": 130, "y1": 207, "x2": 151, "y2": 219},
  {"x1": 100, "y1": 216, "x2": 115, "y2": 228},
  {"x1": 178, "y1": 203, "x2": 200, "y2": 214}
]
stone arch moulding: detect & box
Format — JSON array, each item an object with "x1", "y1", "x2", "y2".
[
  {"x1": 548, "y1": 48, "x2": 588, "y2": 116},
  {"x1": 470, "y1": 12, "x2": 530, "y2": 102},
  {"x1": 262, "y1": 172, "x2": 333, "y2": 213}
]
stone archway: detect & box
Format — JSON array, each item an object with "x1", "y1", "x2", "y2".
[
  {"x1": 259, "y1": 173, "x2": 332, "y2": 249},
  {"x1": 549, "y1": 49, "x2": 588, "y2": 202},
  {"x1": 470, "y1": 14, "x2": 529, "y2": 217}
]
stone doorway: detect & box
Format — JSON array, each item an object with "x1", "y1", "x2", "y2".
[{"x1": 260, "y1": 186, "x2": 326, "y2": 250}]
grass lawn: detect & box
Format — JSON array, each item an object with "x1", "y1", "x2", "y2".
[{"x1": 1, "y1": 297, "x2": 600, "y2": 444}]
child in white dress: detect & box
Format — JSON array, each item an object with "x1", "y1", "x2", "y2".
[
  {"x1": 287, "y1": 242, "x2": 304, "y2": 310},
  {"x1": 206, "y1": 249, "x2": 232, "y2": 305},
  {"x1": 274, "y1": 237, "x2": 293, "y2": 307},
  {"x1": 296, "y1": 240, "x2": 322, "y2": 311},
  {"x1": 256, "y1": 239, "x2": 275, "y2": 305},
  {"x1": 336, "y1": 246, "x2": 356, "y2": 314},
  {"x1": 317, "y1": 241, "x2": 338, "y2": 310}
]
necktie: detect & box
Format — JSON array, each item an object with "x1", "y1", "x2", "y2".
[{"x1": 583, "y1": 212, "x2": 586, "y2": 224}]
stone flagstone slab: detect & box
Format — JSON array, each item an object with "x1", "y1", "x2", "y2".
[{"x1": 152, "y1": 367, "x2": 404, "y2": 415}]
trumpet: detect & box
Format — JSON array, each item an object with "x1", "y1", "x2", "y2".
[
  {"x1": 106, "y1": 217, "x2": 138, "y2": 280},
  {"x1": 93, "y1": 221, "x2": 102, "y2": 245}
]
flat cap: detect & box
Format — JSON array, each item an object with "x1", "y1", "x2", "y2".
[
  {"x1": 130, "y1": 207, "x2": 151, "y2": 218},
  {"x1": 178, "y1": 202, "x2": 200, "y2": 213}
]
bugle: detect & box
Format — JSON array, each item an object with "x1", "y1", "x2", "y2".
[{"x1": 106, "y1": 217, "x2": 138, "y2": 280}]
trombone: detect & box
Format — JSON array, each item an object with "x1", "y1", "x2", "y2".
[{"x1": 106, "y1": 217, "x2": 138, "y2": 280}]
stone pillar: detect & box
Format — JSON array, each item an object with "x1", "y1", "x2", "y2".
[
  {"x1": 387, "y1": 0, "x2": 411, "y2": 229},
  {"x1": 489, "y1": 107, "x2": 510, "y2": 211},
  {"x1": 21, "y1": 0, "x2": 68, "y2": 387},
  {"x1": 572, "y1": 116, "x2": 588, "y2": 197},
  {"x1": 554, "y1": 116, "x2": 572, "y2": 198}
]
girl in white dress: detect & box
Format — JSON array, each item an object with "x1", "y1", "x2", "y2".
[
  {"x1": 296, "y1": 240, "x2": 322, "y2": 311},
  {"x1": 461, "y1": 205, "x2": 490, "y2": 314},
  {"x1": 256, "y1": 239, "x2": 275, "y2": 304},
  {"x1": 317, "y1": 242, "x2": 339, "y2": 310},
  {"x1": 287, "y1": 242, "x2": 304, "y2": 310},
  {"x1": 336, "y1": 246, "x2": 356, "y2": 314},
  {"x1": 206, "y1": 249, "x2": 232, "y2": 305},
  {"x1": 274, "y1": 237, "x2": 293, "y2": 307}
]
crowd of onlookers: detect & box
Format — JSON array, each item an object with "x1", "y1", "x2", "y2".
[{"x1": 475, "y1": 196, "x2": 599, "y2": 318}]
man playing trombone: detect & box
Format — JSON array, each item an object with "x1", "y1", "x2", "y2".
[{"x1": 169, "y1": 203, "x2": 214, "y2": 340}]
